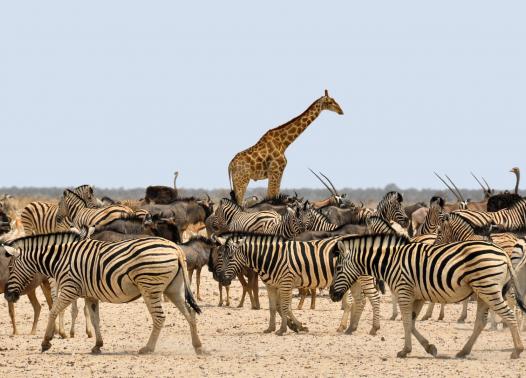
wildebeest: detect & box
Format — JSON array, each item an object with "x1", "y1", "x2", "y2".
[{"x1": 144, "y1": 172, "x2": 179, "y2": 204}]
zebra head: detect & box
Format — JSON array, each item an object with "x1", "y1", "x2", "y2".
[
  {"x1": 2, "y1": 243, "x2": 29, "y2": 303},
  {"x1": 215, "y1": 236, "x2": 247, "y2": 286},
  {"x1": 376, "y1": 191, "x2": 409, "y2": 228},
  {"x1": 329, "y1": 240, "x2": 358, "y2": 302}
]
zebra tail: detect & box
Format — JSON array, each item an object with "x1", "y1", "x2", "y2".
[
  {"x1": 178, "y1": 250, "x2": 202, "y2": 314},
  {"x1": 507, "y1": 263, "x2": 526, "y2": 314}
]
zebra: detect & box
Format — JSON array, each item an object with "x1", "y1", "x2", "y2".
[
  {"x1": 429, "y1": 212, "x2": 522, "y2": 325},
  {"x1": 2, "y1": 232, "x2": 203, "y2": 355},
  {"x1": 330, "y1": 233, "x2": 526, "y2": 359},
  {"x1": 62, "y1": 189, "x2": 137, "y2": 230},
  {"x1": 453, "y1": 197, "x2": 526, "y2": 232},
  {"x1": 376, "y1": 191, "x2": 410, "y2": 228},
  {"x1": 214, "y1": 233, "x2": 382, "y2": 336},
  {"x1": 417, "y1": 196, "x2": 444, "y2": 236},
  {"x1": 21, "y1": 185, "x2": 100, "y2": 235},
  {"x1": 212, "y1": 198, "x2": 304, "y2": 238}
]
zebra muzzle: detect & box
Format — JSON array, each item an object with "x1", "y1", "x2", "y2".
[
  {"x1": 4, "y1": 289, "x2": 20, "y2": 303},
  {"x1": 329, "y1": 286, "x2": 344, "y2": 302}
]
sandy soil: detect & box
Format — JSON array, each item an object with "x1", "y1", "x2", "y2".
[{"x1": 1, "y1": 270, "x2": 525, "y2": 377}]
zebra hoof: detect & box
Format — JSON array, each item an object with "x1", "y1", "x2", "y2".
[
  {"x1": 369, "y1": 328, "x2": 379, "y2": 336},
  {"x1": 138, "y1": 346, "x2": 154, "y2": 354},
  {"x1": 59, "y1": 331, "x2": 68, "y2": 339},
  {"x1": 457, "y1": 318, "x2": 466, "y2": 324},
  {"x1": 421, "y1": 316, "x2": 431, "y2": 321},
  {"x1": 389, "y1": 315, "x2": 397, "y2": 321},
  {"x1": 336, "y1": 326, "x2": 345, "y2": 333},
  {"x1": 41, "y1": 341, "x2": 51, "y2": 352},
  {"x1": 263, "y1": 327, "x2": 275, "y2": 334},
  {"x1": 194, "y1": 347, "x2": 210, "y2": 356},
  {"x1": 511, "y1": 349, "x2": 523, "y2": 359},
  {"x1": 299, "y1": 325, "x2": 309, "y2": 333},
  {"x1": 426, "y1": 344, "x2": 437, "y2": 357},
  {"x1": 437, "y1": 316, "x2": 444, "y2": 321},
  {"x1": 344, "y1": 328, "x2": 354, "y2": 336},
  {"x1": 456, "y1": 349, "x2": 469, "y2": 358},
  {"x1": 396, "y1": 349, "x2": 410, "y2": 358},
  {"x1": 91, "y1": 346, "x2": 102, "y2": 355},
  {"x1": 275, "y1": 329, "x2": 286, "y2": 336},
  {"x1": 86, "y1": 332, "x2": 93, "y2": 338}
]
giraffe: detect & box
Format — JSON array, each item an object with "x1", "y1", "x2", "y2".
[{"x1": 228, "y1": 90, "x2": 344, "y2": 204}]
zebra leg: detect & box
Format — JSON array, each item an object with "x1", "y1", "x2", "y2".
[
  {"x1": 297, "y1": 288, "x2": 306, "y2": 310},
  {"x1": 164, "y1": 274, "x2": 203, "y2": 354},
  {"x1": 361, "y1": 281, "x2": 381, "y2": 335},
  {"x1": 346, "y1": 284, "x2": 366, "y2": 335},
  {"x1": 249, "y1": 272, "x2": 260, "y2": 310},
  {"x1": 225, "y1": 284, "x2": 230, "y2": 307},
  {"x1": 70, "y1": 300, "x2": 79, "y2": 338},
  {"x1": 85, "y1": 298, "x2": 104, "y2": 354},
  {"x1": 8, "y1": 301, "x2": 17, "y2": 335},
  {"x1": 218, "y1": 282, "x2": 224, "y2": 306},
  {"x1": 337, "y1": 290, "x2": 352, "y2": 332},
  {"x1": 42, "y1": 291, "x2": 76, "y2": 352},
  {"x1": 237, "y1": 273, "x2": 249, "y2": 308},
  {"x1": 421, "y1": 303, "x2": 434, "y2": 321},
  {"x1": 456, "y1": 298, "x2": 489, "y2": 358},
  {"x1": 397, "y1": 295, "x2": 415, "y2": 358},
  {"x1": 50, "y1": 280, "x2": 68, "y2": 339},
  {"x1": 310, "y1": 289, "x2": 316, "y2": 310},
  {"x1": 264, "y1": 287, "x2": 278, "y2": 333},
  {"x1": 438, "y1": 304, "x2": 445, "y2": 321},
  {"x1": 489, "y1": 310, "x2": 499, "y2": 330},
  {"x1": 27, "y1": 289, "x2": 42, "y2": 335},
  {"x1": 138, "y1": 291, "x2": 166, "y2": 354},
  {"x1": 457, "y1": 298, "x2": 469, "y2": 323},
  {"x1": 410, "y1": 300, "x2": 437, "y2": 356},
  {"x1": 276, "y1": 287, "x2": 304, "y2": 335},
  {"x1": 390, "y1": 293, "x2": 399, "y2": 320},
  {"x1": 84, "y1": 301, "x2": 93, "y2": 338}
]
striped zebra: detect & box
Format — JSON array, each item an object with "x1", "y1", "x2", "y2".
[
  {"x1": 21, "y1": 185, "x2": 100, "y2": 235},
  {"x1": 376, "y1": 191, "x2": 410, "y2": 228},
  {"x1": 3, "y1": 232, "x2": 203, "y2": 355},
  {"x1": 62, "y1": 189, "x2": 137, "y2": 229},
  {"x1": 330, "y1": 233, "x2": 526, "y2": 359},
  {"x1": 212, "y1": 198, "x2": 304, "y2": 238},
  {"x1": 215, "y1": 233, "x2": 382, "y2": 336},
  {"x1": 453, "y1": 197, "x2": 526, "y2": 232},
  {"x1": 416, "y1": 196, "x2": 444, "y2": 236},
  {"x1": 428, "y1": 212, "x2": 521, "y2": 324}
]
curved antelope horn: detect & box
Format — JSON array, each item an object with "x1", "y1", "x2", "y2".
[
  {"x1": 434, "y1": 172, "x2": 461, "y2": 202},
  {"x1": 481, "y1": 177, "x2": 492, "y2": 192},
  {"x1": 445, "y1": 174, "x2": 466, "y2": 203},
  {"x1": 173, "y1": 171, "x2": 179, "y2": 189},
  {"x1": 470, "y1": 172, "x2": 487, "y2": 192},
  {"x1": 308, "y1": 168, "x2": 335, "y2": 196},
  {"x1": 319, "y1": 171, "x2": 340, "y2": 197}
]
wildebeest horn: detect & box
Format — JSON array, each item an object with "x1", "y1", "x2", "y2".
[
  {"x1": 445, "y1": 174, "x2": 466, "y2": 203},
  {"x1": 319, "y1": 171, "x2": 340, "y2": 197},
  {"x1": 434, "y1": 172, "x2": 462, "y2": 202},
  {"x1": 470, "y1": 172, "x2": 487, "y2": 193},
  {"x1": 309, "y1": 168, "x2": 335, "y2": 196}
]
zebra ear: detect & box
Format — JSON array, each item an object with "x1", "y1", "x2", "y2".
[
  {"x1": 4, "y1": 245, "x2": 19, "y2": 257},
  {"x1": 233, "y1": 238, "x2": 245, "y2": 246}
]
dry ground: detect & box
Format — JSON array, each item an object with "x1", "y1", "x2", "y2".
[{"x1": 1, "y1": 270, "x2": 525, "y2": 377}]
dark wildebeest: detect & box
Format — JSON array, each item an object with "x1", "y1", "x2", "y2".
[{"x1": 179, "y1": 236, "x2": 218, "y2": 301}]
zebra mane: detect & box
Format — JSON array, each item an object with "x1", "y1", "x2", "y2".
[
  {"x1": 182, "y1": 235, "x2": 217, "y2": 246},
  {"x1": 344, "y1": 231, "x2": 411, "y2": 245},
  {"x1": 446, "y1": 213, "x2": 492, "y2": 236},
  {"x1": 220, "y1": 197, "x2": 243, "y2": 210},
  {"x1": 5, "y1": 231, "x2": 81, "y2": 248},
  {"x1": 65, "y1": 189, "x2": 87, "y2": 206},
  {"x1": 216, "y1": 231, "x2": 290, "y2": 243}
]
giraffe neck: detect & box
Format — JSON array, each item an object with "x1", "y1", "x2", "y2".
[{"x1": 264, "y1": 99, "x2": 323, "y2": 151}]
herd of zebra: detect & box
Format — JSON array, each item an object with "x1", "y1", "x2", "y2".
[{"x1": 0, "y1": 174, "x2": 526, "y2": 360}]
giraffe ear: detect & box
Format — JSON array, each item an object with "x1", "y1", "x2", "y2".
[{"x1": 324, "y1": 89, "x2": 329, "y2": 97}]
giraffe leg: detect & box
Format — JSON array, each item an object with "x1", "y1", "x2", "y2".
[
  {"x1": 27, "y1": 289, "x2": 42, "y2": 335},
  {"x1": 233, "y1": 174, "x2": 250, "y2": 206},
  {"x1": 267, "y1": 160, "x2": 285, "y2": 199}
]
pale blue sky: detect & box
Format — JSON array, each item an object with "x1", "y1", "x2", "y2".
[{"x1": 1, "y1": 1, "x2": 524, "y2": 190}]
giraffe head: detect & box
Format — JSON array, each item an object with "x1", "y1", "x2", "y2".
[{"x1": 319, "y1": 89, "x2": 344, "y2": 115}]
